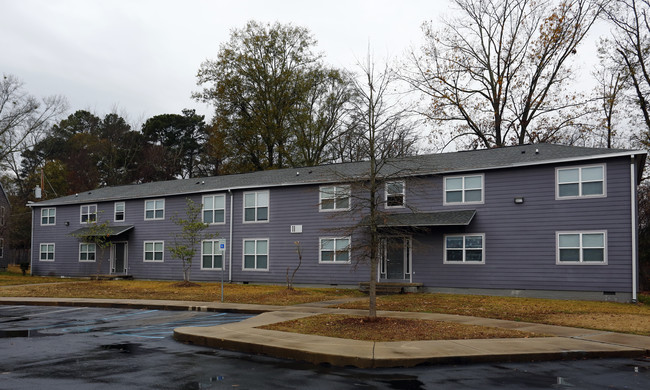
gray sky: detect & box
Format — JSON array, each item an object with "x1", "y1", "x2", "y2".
[{"x1": 1, "y1": 0, "x2": 450, "y2": 123}]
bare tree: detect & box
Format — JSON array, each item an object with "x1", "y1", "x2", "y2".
[
  {"x1": 403, "y1": 0, "x2": 601, "y2": 149},
  {"x1": 0, "y1": 74, "x2": 67, "y2": 169},
  {"x1": 602, "y1": 0, "x2": 650, "y2": 147}
]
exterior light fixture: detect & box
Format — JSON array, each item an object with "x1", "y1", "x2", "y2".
[{"x1": 514, "y1": 197, "x2": 524, "y2": 204}]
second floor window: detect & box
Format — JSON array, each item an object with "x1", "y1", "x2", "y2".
[
  {"x1": 0, "y1": 206, "x2": 5, "y2": 226},
  {"x1": 386, "y1": 181, "x2": 405, "y2": 208},
  {"x1": 244, "y1": 191, "x2": 269, "y2": 222},
  {"x1": 80, "y1": 205, "x2": 97, "y2": 224},
  {"x1": 557, "y1": 165, "x2": 605, "y2": 199},
  {"x1": 444, "y1": 175, "x2": 483, "y2": 204},
  {"x1": 145, "y1": 199, "x2": 165, "y2": 220},
  {"x1": 41, "y1": 208, "x2": 56, "y2": 225},
  {"x1": 114, "y1": 202, "x2": 125, "y2": 222},
  {"x1": 320, "y1": 185, "x2": 351, "y2": 211},
  {"x1": 203, "y1": 195, "x2": 225, "y2": 224}
]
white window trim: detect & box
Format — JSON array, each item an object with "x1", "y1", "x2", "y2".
[
  {"x1": 242, "y1": 191, "x2": 270, "y2": 223},
  {"x1": 443, "y1": 233, "x2": 486, "y2": 264},
  {"x1": 114, "y1": 202, "x2": 125, "y2": 222},
  {"x1": 555, "y1": 164, "x2": 607, "y2": 200},
  {"x1": 144, "y1": 199, "x2": 165, "y2": 221},
  {"x1": 242, "y1": 238, "x2": 269, "y2": 271},
  {"x1": 443, "y1": 174, "x2": 485, "y2": 205},
  {"x1": 41, "y1": 207, "x2": 56, "y2": 226},
  {"x1": 202, "y1": 194, "x2": 226, "y2": 225},
  {"x1": 39, "y1": 243, "x2": 55, "y2": 262},
  {"x1": 78, "y1": 242, "x2": 96, "y2": 262},
  {"x1": 319, "y1": 237, "x2": 352, "y2": 264},
  {"x1": 143, "y1": 240, "x2": 165, "y2": 262},
  {"x1": 201, "y1": 239, "x2": 225, "y2": 270},
  {"x1": 319, "y1": 185, "x2": 351, "y2": 212},
  {"x1": 385, "y1": 181, "x2": 406, "y2": 209},
  {"x1": 80, "y1": 204, "x2": 98, "y2": 224},
  {"x1": 556, "y1": 231, "x2": 608, "y2": 265}
]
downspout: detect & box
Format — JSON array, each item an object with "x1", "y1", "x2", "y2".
[
  {"x1": 631, "y1": 156, "x2": 638, "y2": 303},
  {"x1": 228, "y1": 189, "x2": 233, "y2": 282},
  {"x1": 30, "y1": 207, "x2": 34, "y2": 276}
]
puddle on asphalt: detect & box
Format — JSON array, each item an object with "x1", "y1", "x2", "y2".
[
  {"x1": 0, "y1": 329, "x2": 43, "y2": 338},
  {"x1": 101, "y1": 343, "x2": 141, "y2": 354}
]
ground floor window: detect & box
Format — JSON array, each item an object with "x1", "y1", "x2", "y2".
[
  {"x1": 557, "y1": 231, "x2": 606, "y2": 264},
  {"x1": 319, "y1": 237, "x2": 351, "y2": 263},
  {"x1": 202, "y1": 240, "x2": 224, "y2": 269},
  {"x1": 444, "y1": 234, "x2": 485, "y2": 264},
  {"x1": 79, "y1": 243, "x2": 96, "y2": 262},
  {"x1": 143, "y1": 241, "x2": 164, "y2": 262},
  {"x1": 243, "y1": 239, "x2": 268, "y2": 270},
  {"x1": 40, "y1": 243, "x2": 55, "y2": 261}
]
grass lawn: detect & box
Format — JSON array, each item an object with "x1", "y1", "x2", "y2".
[
  {"x1": 2, "y1": 267, "x2": 649, "y2": 339},
  {"x1": 261, "y1": 314, "x2": 548, "y2": 341},
  {"x1": 336, "y1": 293, "x2": 650, "y2": 336}
]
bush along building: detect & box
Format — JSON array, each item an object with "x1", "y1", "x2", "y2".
[{"x1": 28, "y1": 143, "x2": 646, "y2": 302}]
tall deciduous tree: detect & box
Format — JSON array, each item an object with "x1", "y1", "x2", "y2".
[
  {"x1": 403, "y1": 0, "x2": 601, "y2": 149},
  {"x1": 0, "y1": 74, "x2": 67, "y2": 171},
  {"x1": 194, "y1": 20, "x2": 355, "y2": 172},
  {"x1": 601, "y1": 0, "x2": 650, "y2": 148}
]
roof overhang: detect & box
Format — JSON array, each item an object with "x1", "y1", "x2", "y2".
[
  {"x1": 373, "y1": 210, "x2": 476, "y2": 228},
  {"x1": 69, "y1": 225, "x2": 134, "y2": 237}
]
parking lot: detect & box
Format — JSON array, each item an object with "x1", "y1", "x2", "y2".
[{"x1": 1, "y1": 305, "x2": 649, "y2": 389}]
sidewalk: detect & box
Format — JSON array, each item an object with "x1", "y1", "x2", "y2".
[{"x1": 1, "y1": 296, "x2": 648, "y2": 368}]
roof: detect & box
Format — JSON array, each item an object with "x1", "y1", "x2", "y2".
[
  {"x1": 375, "y1": 210, "x2": 476, "y2": 227},
  {"x1": 29, "y1": 143, "x2": 646, "y2": 207},
  {"x1": 69, "y1": 225, "x2": 134, "y2": 237}
]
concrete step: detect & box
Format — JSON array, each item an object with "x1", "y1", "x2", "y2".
[{"x1": 358, "y1": 282, "x2": 423, "y2": 295}]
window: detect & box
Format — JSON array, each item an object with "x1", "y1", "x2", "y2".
[
  {"x1": 243, "y1": 191, "x2": 269, "y2": 222},
  {"x1": 79, "y1": 243, "x2": 96, "y2": 262},
  {"x1": 39, "y1": 243, "x2": 55, "y2": 261},
  {"x1": 385, "y1": 181, "x2": 405, "y2": 208},
  {"x1": 80, "y1": 204, "x2": 97, "y2": 224},
  {"x1": 144, "y1": 199, "x2": 165, "y2": 220},
  {"x1": 202, "y1": 239, "x2": 225, "y2": 269},
  {"x1": 444, "y1": 175, "x2": 483, "y2": 204},
  {"x1": 444, "y1": 234, "x2": 485, "y2": 264},
  {"x1": 0, "y1": 206, "x2": 5, "y2": 226},
  {"x1": 114, "y1": 202, "x2": 125, "y2": 222},
  {"x1": 557, "y1": 232, "x2": 607, "y2": 264},
  {"x1": 243, "y1": 239, "x2": 268, "y2": 270},
  {"x1": 203, "y1": 195, "x2": 225, "y2": 224},
  {"x1": 319, "y1": 185, "x2": 351, "y2": 211},
  {"x1": 557, "y1": 165, "x2": 605, "y2": 199},
  {"x1": 0, "y1": 238, "x2": 3, "y2": 258},
  {"x1": 143, "y1": 241, "x2": 164, "y2": 262},
  {"x1": 319, "y1": 237, "x2": 351, "y2": 263},
  {"x1": 41, "y1": 208, "x2": 56, "y2": 225}
]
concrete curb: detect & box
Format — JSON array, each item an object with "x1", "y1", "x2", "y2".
[{"x1": 1, "y1": 297, "x2": 648, "y2": 368}]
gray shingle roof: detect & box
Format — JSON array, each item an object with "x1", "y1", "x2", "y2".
[
  {"x1": 375, "y1": 210, "x2": 476, "y2": 227},
  {"x1": 30, "y1": 143, "x2": 645, "y2": 207}
]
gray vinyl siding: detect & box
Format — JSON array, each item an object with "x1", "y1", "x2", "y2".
[{"x1": 29, "y1": 153, "x2": 640, "y2": 296}]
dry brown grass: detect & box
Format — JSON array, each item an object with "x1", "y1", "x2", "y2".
[
  {"x1": 261, "y1": 314, "x2": 547, "y2": 341},
  {"x1": 0, "y1": 279, "x2": 363, "y2": 305},
  {"x1": 0, "y1": 265, "x2": 81, "y2": 285},
  {"x1": 336, "y1": 293, "x2": 650, "y2": 336}
]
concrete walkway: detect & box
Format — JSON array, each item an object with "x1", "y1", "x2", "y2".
[{"x1": 1, "y1": 296, "x2": 648, "y2": 368}]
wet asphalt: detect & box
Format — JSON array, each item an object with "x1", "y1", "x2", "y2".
[{"x1": 0, "y1": 305, "x2": 648, "y2": 389}]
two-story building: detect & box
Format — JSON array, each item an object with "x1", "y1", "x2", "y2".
[
  {"x1": 0, "y1": 182, "x2": 9, "y2": 267},
  {"x1": 28, "y1": 143, "x2": 646, "y2": 302}
]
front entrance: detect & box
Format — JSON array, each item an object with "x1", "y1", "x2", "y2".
[
  {"x1": 380, "y1": 237, "x2": 411, "y2": 281},
  {"x1": 111, "y1": 242, "x2": 128, "y2": 274}
]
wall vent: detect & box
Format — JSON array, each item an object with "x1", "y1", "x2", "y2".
[{"x1": 290, "y1": 225, "x2": 303, "y2": 234}]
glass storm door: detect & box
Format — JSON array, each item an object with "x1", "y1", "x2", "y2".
[
  {"x1": 384, "y1": 237, "x2": 407, "y2": 280},
  {"x1": 112, "y1": 243, "x2": 128, "y2": 274}
]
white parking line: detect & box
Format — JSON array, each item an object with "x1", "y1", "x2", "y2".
[{"x1": 27, "y1": 307, "x2": 85, "y2": 317}]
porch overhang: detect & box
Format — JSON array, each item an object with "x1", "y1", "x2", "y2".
[
  {"x1": 69, "y1": 225, "x2": 134, "y2": 237},
  {"x1": 375, "y1": 210, "x2": 476, "y2": 228}
]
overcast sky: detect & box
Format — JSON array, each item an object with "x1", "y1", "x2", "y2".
[{"x1": 1, "y1": 0, "x2": 455, "y2": 124}]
